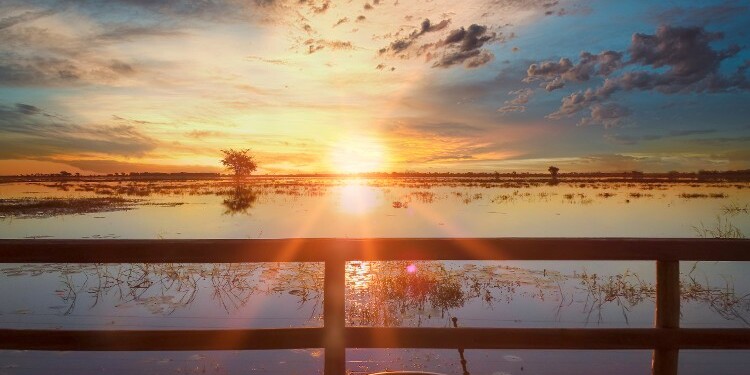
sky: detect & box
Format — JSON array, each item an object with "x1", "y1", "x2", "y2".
[{"x1": 0, "y1": 0, "x2": 749, "y2": 175}]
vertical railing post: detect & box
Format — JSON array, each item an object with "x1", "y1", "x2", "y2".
[
  {"x1": 324, "y1": 257, "x2": 346, "y2": 375},
  {"x1": 653, "y1": 260, "x2": 680, "y2": 375}
]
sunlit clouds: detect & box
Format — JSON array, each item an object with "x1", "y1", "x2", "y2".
[
  {"x1": 329, "y1": 135, "x2": 387, "y2": 174},
  {"x1": 1, "y1": 0, "x2": 749, "y2": 174}
]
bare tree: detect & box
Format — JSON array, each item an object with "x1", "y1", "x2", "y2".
[{"x1": 220, "y1": 149, "x2": 258, "y2": 177}]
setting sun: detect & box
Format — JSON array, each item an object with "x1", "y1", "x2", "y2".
[{"x1": 329, "y1": 136, "x2": 387, "y2": 174}]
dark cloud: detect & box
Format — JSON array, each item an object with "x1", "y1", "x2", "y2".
[
  {"x1": 525, "y1": 51, "x2": 623, "y2": 91},
  {"x1": 0, "y1": 14, "x2": 158, "y2": 87},
  {"x1": 430, "y1": 24, "x2": 499, "y2": 68},
  {"x1": 437, "y1": 24, "x2": 493, "y2": 52},
  {"x1": 546, "y1": 88, "x2": 600, "y2": 119},
  {"x1": 15, "y1": 103, "x2": 42, "y2": 115},
  {"x1": 333, "y1": 17, "x2": 348, "y2": 27},
  {"x1": 419, "y1": 18, "x2": 451, "y2": 34},
  {"x1": 109, "y1": 59, "x2": 136, "y2": 75},
  {"x1": 432, "y1": 49, "x2": 493, "y2": 69},
  {"x1": 0, "y1": 8, "x2": 57, "y2": 30},
  {"x1": 95, "y1": 25, "x2": 185, "y2": 41},
  {"x1": 533, "y1": 25, "x2": 749, "y2": 124},
  {"x1": 0, "y1": 54, "x2": 141, "y2": 87},
  {"x1": 0, "y1": 103, "x2": 157, "y2": 159},
  {"x1": 622, "y1": 26, "x2": 743, "y2": 93},
  {"x1": 0, "y1": 56, "x2": 81, "y2": 86},
  {"x1": 379, "y1": 18, "x2": 452, "y2": 56},
  {"x1": 578, "y1": 103, "x2": 630, "y2": 128}
]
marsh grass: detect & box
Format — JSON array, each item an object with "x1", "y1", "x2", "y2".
[
  {"x1": 0, "y1": 197, "x2": 138, "y2": 218},
  {"x1": 3, "y1": 260, "x2": 749, "y2": 328},
  {"x1": 722, "y1": 202, "x2": 750, "y2": 216},
  {"x1": 693, "y1": 215, "x2": 745, "y2": 238}
]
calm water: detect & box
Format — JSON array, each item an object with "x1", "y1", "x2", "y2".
[{"x1": 1, "y1": 177, "x2": 749, "y2": 373}]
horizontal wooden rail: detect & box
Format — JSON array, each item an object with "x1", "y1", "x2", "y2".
[
  {"x1": 1, "y1": 327, "x2": 747, "y2": 351},
  {"x1": 0, "y1": 328, "x2": 324, "y2": 351},
  {"x1": 1, "y1": 238, "x2": 749, "y2": 263},
  {"x1": 345, "y1": 327, "x2": 750, "y2": 350}
]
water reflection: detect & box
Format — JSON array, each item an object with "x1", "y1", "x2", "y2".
[
  {"x1": 2, "y1": 177, "x2": 747, "y2": 241},
  {"x1": 1, "y1": 261, "x2": 749, "y2": 329},
  {"x1": 337, "y1": 183, "x2": 382, "y2": 215},
  {"x1": 221, "y1": 185, "x2": 259, "y2": 215}
]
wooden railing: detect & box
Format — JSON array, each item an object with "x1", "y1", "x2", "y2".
[{"x1": 1, "y1": 238, "x2": 749, "y2": 374}]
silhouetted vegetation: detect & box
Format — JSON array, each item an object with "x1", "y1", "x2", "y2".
[
  {"x1": 221, "y1": 185, "x2": 259, "y2": 215},
  {"x1": 0, "y1": 197, "x2": 137, "y2": 218},
  {"x1": 548, "y1": 166, "x2": 559, "y2": 179},
  {"x1": 220, "y1": 148, "x2": 257, "y2": 177}
]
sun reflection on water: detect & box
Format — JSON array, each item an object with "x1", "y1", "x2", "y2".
[{"x1": 337, "y1": 181, "x2": 383, "y2": 215}]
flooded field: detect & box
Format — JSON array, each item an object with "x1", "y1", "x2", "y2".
[
  {"x1": 1, "y1": 176, "x2": 748, "y2": 238},
  {"x1": 1, "y1": 177, "x2": 749, "y2": 373}
]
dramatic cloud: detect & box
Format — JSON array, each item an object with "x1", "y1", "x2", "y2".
[
  {"x1": 623, "y1": 26, "x2": 743, "y2": 93},
  {"x1": 379, "y1": 18, "x2": 452, "y2": 55},
  {"x1": 0, "y1": 103, "x2": 157, "y2": 159},
  {"x1": 532, "y1": 25, "x2": 750, "y2": 126},
  {"x1": 430, "y1": 24, "x2": 498, "y2": 68},
  {"x1": 526, "y1": 51, "x2": 623, "y2": 91},
  {"x1": 578, "y1": 103, "x2": 630, "y2": 128}
]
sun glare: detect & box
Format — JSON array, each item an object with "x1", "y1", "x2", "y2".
[
  {"x1": 338, "y1": 183, "x2": 382, "y2": 215},
  {"x1": 329, "y1": 136, "x2": 387, "y2": 174}
]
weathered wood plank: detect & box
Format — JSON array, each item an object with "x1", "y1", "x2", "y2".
[
  {"x1": 0, "y1": 327, "x2": 747, "y2": 351},
  {"x1": 344, "y1": 328, "x2": 750, "y2": 350},
  {"x1": 0, "y1": 328, "x2": 324, "y2": 351},
  {"x1": 1, "y1": 238, "x2": 748, "y2": 263},
  {"x1": 653, "y1": 260, "x2": 681, "y2": 375},
  {"x1": 324, "y1": 258, "x2": 346, "y2": 375}
]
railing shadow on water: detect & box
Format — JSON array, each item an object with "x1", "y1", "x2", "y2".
[{"x1": 1, "y1": 238, "x2": 749, "y2": 375}]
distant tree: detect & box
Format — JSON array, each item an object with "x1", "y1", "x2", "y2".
[
  {"x1": 548, "y1": 166, "x2": 559, "y2": 179},
  {"x1": 59, "y1": 170, "x2": 72, "y2": 177},
  {"x1": 221, "y1": 149, "x2": 257, "y2": 177},
  {"x1": 493, "y1": 171, "x2": 500, "y2": 180}
]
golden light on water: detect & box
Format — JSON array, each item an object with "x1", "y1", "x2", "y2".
[
  {"x1": 347, "y1": 261, "x2": 374, "y2": 291},
  {"x1": 337, "y1": 182, "x2": 382, "y2": 215}
]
